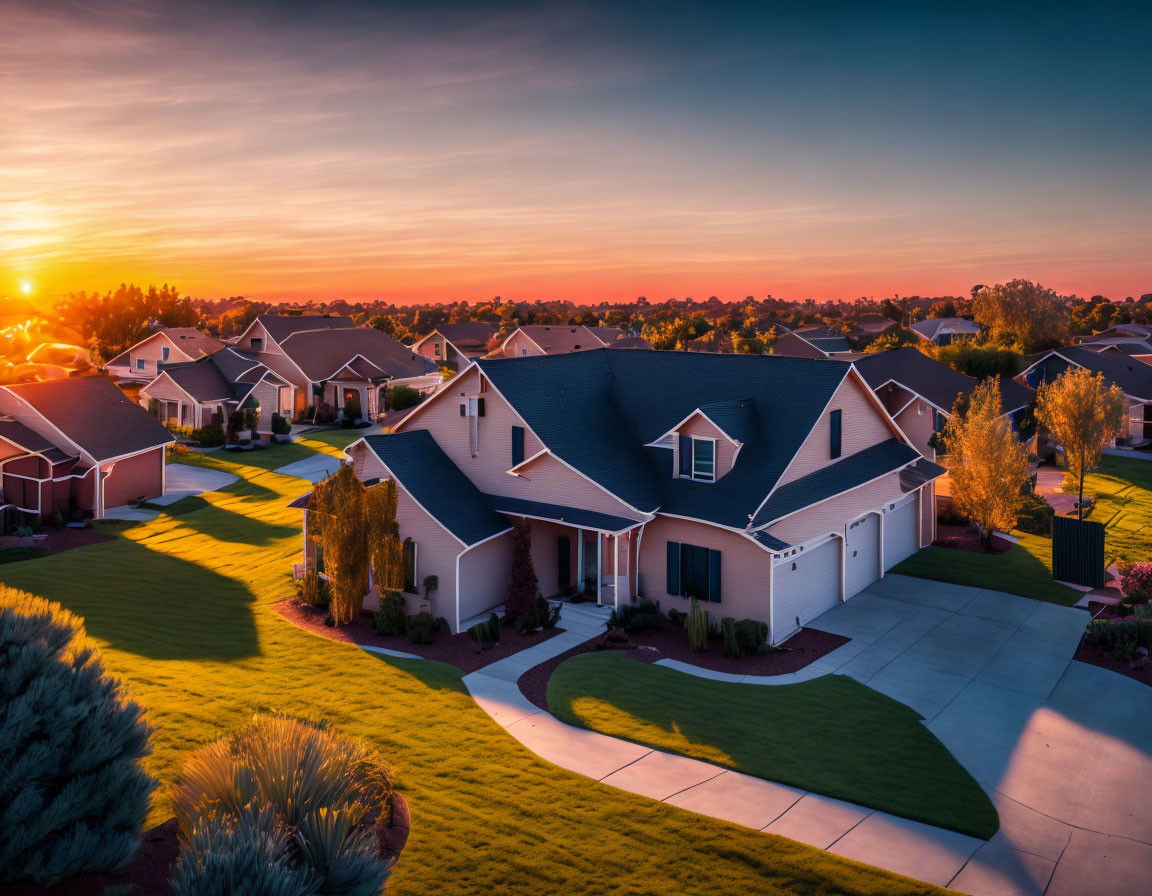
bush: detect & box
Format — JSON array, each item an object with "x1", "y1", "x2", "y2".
[
  {"x1": 314, "y1": 403, "x2": 336, "y2": 425},
  {"x1": 270, "y1": 412, "x2": 292, "y2": 436},
  {"x1": 721, "y1": 616, "x2": 741, "y2": 659},
  {"x1": 190, "y1": 423, "x2": 225, "y2": 447},
  {"x1": 406, "y1": 611, "x2": 436, "y2": 644},
  {"x1": 0, "y1": 588, "x2": 155, "y2": 885},
  {"x1": 931, "y1": 342, "x2": 1022, "y2": 379},
  {"x1": 298, "y1": 568, "x2": 330, "y2": 608},
  {"x1": 51, "y1": 508, "x2": 64, "y2": 530},
  {"x1": 170, "y1": 715, "x2": 396, "y2": 896},
  {"x1": 1016, "y1": 491, "x2": 1055, "y2": 536},
  {"x1": 374, "y1": 591, "x2": 406, "y2": 636},
  {"x1": 668, "y1": 607, "x2": 685, "y2": 627},
  {"x1": 686, "y1": 598, "x2": 707, "y2": 653},
  {"x1": 1120, "y1": 562, "x2": 1152, "y2": 605},
  {"x1": 607, "y1": 598, "x2": 663, "y2": 633},
  {"x1": 1087, "y1": 616, "x2": 1152, "y2": 659},
  {"x1": 733, "y1": 618, "x2": 769, "y2": 655},
  {"x1": 468, "y1": 612, "x2": 501, "y2": 648},
  {"x1": 385, "y1": 385, "x2": 421, "y2": 412}
]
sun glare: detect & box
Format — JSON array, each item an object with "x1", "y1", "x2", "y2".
[{"x1": 20, "y1": 281, "x2": 32, "y2": 295}]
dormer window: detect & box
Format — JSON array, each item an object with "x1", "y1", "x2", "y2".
[
  {"x1": 677, "y1": 435, "x2": 715, "y2": 482},
  {"x1": 250, "y1": 337, "x2": 263, "y2": 351}
]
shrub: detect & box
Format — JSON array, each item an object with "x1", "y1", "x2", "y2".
[
  {"x1": 687, "y1": 598, "x2": 707, "y2": 653},
  {"x1": 242, "y1": 406, "x2": 260, "y2": 433},
  {"x1": 0, "y1": 588, "x2": 155, "y2": 885},
  {"x1": 468, "y1": 612, "x2": 501, "y2": 648},
  {"x1": 374, "y1": 591, "x2": 406, "y2": 636},
  {"x1": 406, "y1": 611, "x2": 436, "y2": 644},
  {"x1": 298, "y1": 568, "x2": 330, "y2": 608},
  {"x1": 386, "y1": 385, "x2": 421, "y2": 412},
  {"x1": 534, "y1": 595, "x2": 562, "y2": 630},
  {"x1": 226, "y1": 410, "x2": 245, "y2": 443},
  {"x1": 733, "y1": 618, "x2": 769, "y2": 655},
  {"x1": 721, "y1": 616, "x2": 741, "y2": 659},
  {"x1": 1120, "y1": 562, "x2": 1152, "y2": 605},
  {"x1": 270, "y1": 412, "x2": 292, "y2": 436},
  {"x1": 707, "y1": 619, "x2": 723, "y2": 642},
  {"x1": 190, "y1": 423, "x2": 225, "y2": 447},
  {"x1": 423, "y1": 574, "x2": 439, "y2": 601},
  {"x1": 170, "y1": 715, "x2": 396, "y2": 896},
  {"x1": 51, "y1": 508, "x2": 64, "y2": 530},
  {"x1": 1016, "y1": 490, "x2": 1054, "y2": 536},
  {"x1": 667, "y1": 607, "x2": 685, "y2": 627},
  {"x1": 314, "y1": 403, "x2": 336, "y2": 425},
  {"x1": 1087, "y1": 617, "x2": 1152, "y2": 657},
  {"x1": 607, "y1": 598, "x2": 663, "y2": 633}
]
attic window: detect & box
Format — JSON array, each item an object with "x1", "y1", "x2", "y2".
[
  {"x1": 678, "y1": 435, "x2": 715, "y2": 482},
  {"x1": 250, "y1": 337, "x2": 263, "y2": 351}
]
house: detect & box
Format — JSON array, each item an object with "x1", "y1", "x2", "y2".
[
  {"x1": 232, "y1": 315, "x2": 440, "y2": 420},
  {"x1": 849, "y1": 314, "x2": 901, "y2": 340},
  {"x1": 787, "y1": 325, "x2": 853, "y2": 356},
  {"x1": 105, "y1": 328, "x2": 224, "y2": 381},
  {"x1": 908, "y1": 317, "x2": 980, "y2": 346},
  {"x1": 0, "y1": 376, "x2": 174, "y2": 521},
  {"x1": 853, "y1": 348, "x2": 1035, "y2": 460},
  {"x1": 1075, "y1": 323, "x2": 1152, "y2": 346},
  {"x1": 138, "y1": 348, "x2": 296, "y2": 432},
  {"x1": 304, "y1": 350, "x2": 943, "y2": 643},
  {"x1": 411, "y1": 323, "x2": 500, "y2": 369},
  {"x1": 490, "y1": 324, "x2": 626, "y2": 358},
  {"x1": 1018, "y1": 345, "x2": 1152, "y2": 440},
  {"x1": 772, "y1": 328, "x2": 829, "y2": 360}
]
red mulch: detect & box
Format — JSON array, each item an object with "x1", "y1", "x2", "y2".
[
  {"x1": 933, "y1": 523, "x2": 1011, "y2": 554},
  {"x1": 276, "y1": 598, "x2": 563, "y2": 674},
  {"x1": 1075, "y1": 605, "x2": 1152, "y2": 688},
  {"x1": 0, "y1": 528, "x2": 115, "y2": 557},
  {"x1": 517, "y1": 626, "x2": 850, "y2": 711}
]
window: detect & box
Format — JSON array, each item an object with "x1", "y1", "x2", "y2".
[
  {"x1": 135, "y1": 358, "x2": 145, "y2": 371},
  {"x1": 250, "y1": 337, "x2": 263, "y2": 351},
  {"x1": 511, "y1": 425, "x2": 525, "y2": 466},
  {"x1": 666, "y1": 541, "x2": 721, "y2": 602},
  {"x1": 433, "y1": 341, "x2": 441, "y2": 358},
  {"x1": 161, "y1": 346, "x2": 170, "y2": 362},
  {"x1": 830, "y1": 409, "x2": 842, "y2": 459},
  {"x1": 402, "y1": 538, "x2": 417, "y2": 593},
  {"x1": 677, "y1": 435, "x2": 715, "y2": 481},
  {"x1": 520, "y1": 348, "x2": 529, "y2": 356}
]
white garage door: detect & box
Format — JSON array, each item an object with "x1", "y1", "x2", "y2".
[
  {"x1": 844, "y1": 513, "x2": 881, "y2": 598},
  {"x1": 883, "y1": 494, "x2": 919, "y2": 571},
  {"x1": 772, "y1": 537, "x2": 841, "y2": 643}
]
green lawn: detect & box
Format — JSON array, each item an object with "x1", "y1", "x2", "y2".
[
  {"x1": 0, "y1": 437, "x2": 950, "y2": 895},
  {"x1": 892, "y1": 456, "x2": 1152, "y2": 604},
  {"x1": 548, "y1": 653, "x2": 998, "y2": 840}
]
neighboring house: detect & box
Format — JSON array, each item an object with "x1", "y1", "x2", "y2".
[
  {"x1": 772, "y1": 328, "x2": 829, "y2": 360},
  {"x1": 411, "y1": 323, "x2": 500, "y2": 369},
  {"x1": 139, "y1": 348, "x2": 295, "y2": 432},
  {"x1": 1075, "y1": 323, "x2": 1152, "y2": 346},
  {"x1": 0, "y1": 376, "x2": 174, "y2": 520},
  {"x1": 908, "y1": 317, "x2": 980, "y2": 346},
  {"x1": 606, "y1": 335, "x2": 655, "y2": 351},
  {"x1": 303, "y1": 350, "x2": 943, "y2": 642},
  {"x1": 232, "y1": 315, "x2": 440, "y2": 420},
  {"x1": 105, "y1": 328, "x2": 224, "y2": 381},
  {"x1": 1018, "y1": 346, "x2": 1152, "y2": 440},
  {"x1": 853, "y1": 348, "x2": 1035, "y2": 460},
  {"x1": 490, "y1": 324, "x2": 625, "y2": 358},
  {"x1": 849, "y1": 314, "x2": 901, "y2": 340},
  {"x1": 1079, "y1": 339, "x2": 1152, "y2": 369},
  {"x1": 788, "y1": 325, "x2": 853, "y2": 356}
]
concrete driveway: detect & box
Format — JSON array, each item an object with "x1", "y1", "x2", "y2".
[{"x1": 807, "y1": 575, "x2": 1152, "y2": 896}]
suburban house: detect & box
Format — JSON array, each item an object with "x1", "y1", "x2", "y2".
[
  {"x1": 849, "y1": 314, "x2": 900, "y2": 341},
  {"x1": 490, "y1": 324, "x2": 628, "y2": 358},
  {"x1": 138, "y1": 347, "x2": 296, "y2": 432},
  {"x1": 410, "y1": 323, "x2": 500, "y2": 369},
  {"x1": 908, "y1": 317, "x2": 980, "y2": 346},
  {"x1": 772, "y1": 327, "x2": 829, "y2": 360},
  {"x1": 232, "y1": 315, "x2": 440, "y2": 420},
  {"x1": 1075, "y1": 323, "x2": 1152, "y2": 347},
  {"x1": 786, "y1": 325, "x2": 853, "y2": 356},
  {"x1": 105, "y1": 328, "x2": 224, "y2": 382},
  {"x1": 0, "y1": 376, "x2": 174, "y2": 521},
  {"x1": 1018, "y1": 345, "x2": 1152, "y2": 440},
  {"x1": 304, "y1": 350, "x2": 944, "y2": 643}
]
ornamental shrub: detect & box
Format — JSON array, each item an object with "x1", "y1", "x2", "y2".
[
  {"x1": 468, "y1": 612, "x2": 501, "y2": 648},
  {"x1": 722, "y1": 616, "x2": 741, "y2": 659},
  {"x1": 170, "y1": 715, "x2": 396, "y2": 896},
  {"x1": 1120, "y1": 562, "x2": 1152, "y2": 605},
  {"x1": 1016, "y1": 491, "x2": 1054, "y2": 536},
  {"x1": 406, "y1": 611, "x2": 436, "y2": 644},
  {"x1": 385, "y1": 385, "x2": 421, "y2": 412},
  {"x1": 733, "y1": 618, "x2": 770, "y2": 655},
  {"x1": 374, "y1": 591, "x2": 406, "y2": 636},
  {"x1": 607, "y1": 598, "x2": 663, "y2": 633},
  {"x1": 1086, "y1": 617, "x2": 1152, "y2": 658},
  {"x1": 686, "y1": 598, "x2": 707, "y2": 653},
  {"x1": 190, "y1": 423, "x2": 225, "y2": 447},
  {"x1": 0, "y1": 588, "x2": 155, "y2": 886}
]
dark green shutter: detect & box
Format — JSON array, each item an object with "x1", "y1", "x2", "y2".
[
  {"x1": 477, "y1": 397, "x2": 486, "y2": 417},
  {"x1": 830, "y1": 409, "x2": 842, "y2": 459},
  {"x1": 459, "y1": 404, "x2": 465, "y2": 417},
  {"x1": 666, "y1": 542, "x2": 680, "y2": 595},
  {"x1": 511, "y1": 426, "x2": 525, "y2": 465},
  {"x1": 557, "y1": 536, "x2": 571, "y2": 588},
  {"x1": 707, "y1": 549, "x2": 722, "y2": 602},
  {"x1": 678, "y1": 435, "x2": 692, "y2": 475}
]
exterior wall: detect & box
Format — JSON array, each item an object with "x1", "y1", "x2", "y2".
[
  {"x1": 72, "y1": 468, "x2": 96, "y2": 513},
  {"x1": 636, "y1": 515, "x2": 772, "y2": 623},
  {"x1": 920, "y1": 480, "x2": 936, "y2": 546},
  {"x1": 676, "y1": 414, "x2": 739, "y2": 480},
  {"x1": 140, "y1": 375, "x2": 206, "y2": 427},
  {"x1": 457, "y1": 531, "x2": 512, "y2": 630},
  {"x1": 503, "y1": 452, "x2": 643, "y2": 519},
  {"x1": 773, "y1": 331, "x2": 826, "y2": 360},
  {"x1": 245, "y1": 377, "x2": 289, "y2": 432},
  {"x1": 523, "y1": 518, "x2": 573, "y2": 599},
  {"x1": 776, "y1": 374, "x2": 898, "y2": 487},
  {"x1": 892, "y1": 398, "x2": 938, "y2": 460},
  {"x1": 765, "y1": 473, "x2": 907, "y2": 547},
  {"x1": 502, "y1": 330, "x2": 543, "y2": 357},
  {"x1": 120, "y1": 334, "x2": 198, "y2": 379},
  {"x1": 391, "y1": 482, "x2": 461, "y2": 623},
  {"x1": 101, "y1": 447, "x2": 164, "y2": 510}
]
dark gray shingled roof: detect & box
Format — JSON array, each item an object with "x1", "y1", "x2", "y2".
[
  {"x1": 854, "y1": 347, "x2": 1034, "y2": 414},
  {"x1": 696, "y1": 398, "x2": 758, "y2": 445},
  {"x1": 1023, "y1": 346, "x2": 1152, "y2": 400},
  {"x1": 484, "y1": 494, "x2": 642, "y2": 534},
  {"x1": 751, "y1": 439, "x2": 926, "y2": 528},
  {"x1": 257, "y1": 314, "x2": 356, "y2": 343},
  {"x1": 4, "y1": 376, "x2": 174, "y2": 461},
  {"x1": 281, "y1": 328, "x2": 436, "y2": 382},
  {"x1": 362, "y1": 431, "x2": 511, "y2": 546}
]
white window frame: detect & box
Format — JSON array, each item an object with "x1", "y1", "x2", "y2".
[
  {"x1": 690, "y1": 436, "x2": 716, "y2": 482},
  {"x1": 135, "y1": 358, "x2": 145, "y2": 371}
]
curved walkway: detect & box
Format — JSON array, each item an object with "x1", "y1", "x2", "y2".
[{"x1": 458, "y1": 579, "x2": 1152, "y2": 896}]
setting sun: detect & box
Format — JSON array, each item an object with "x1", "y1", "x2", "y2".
[{"x1": 20, "y1": 281, "x2": 33, "y2": 295}]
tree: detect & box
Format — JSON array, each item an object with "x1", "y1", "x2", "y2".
[
  {"x1": 365, "y1": 478, "x2": 403, "y2": 593},
  {"x1": 941, "y1": 377, "x2": 1030, "y2": 549},
  {"x1": 504, "y1": 519, "x2": 539, "y2": 628},
  {"x1": 1034, "y1": 368, "x2": 1125, "y2": 520},
  {"x1": 310, "y1": 464, "x2": 369, "y2": 624},
  {"x1": 971, "y1": 280, "x2": 1070, "y2": 352}
]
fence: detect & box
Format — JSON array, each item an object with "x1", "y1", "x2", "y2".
[{"x1": 1051, "y1": 515, "x2": 1105, "y2": 589}]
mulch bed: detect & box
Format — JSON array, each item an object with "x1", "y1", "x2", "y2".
[
  {"x1": 1074, "y1": 603, "x2": 1152, "y2": 689},
  {"x1": 518, "y1": 626, "x2": 850, "y2": 712},
  {"x1": 277, "y1": 597, "x2": 563, "y2": 674},
  {"x1": 0, "y1": 527, "x2": 115, "y2": 559},
  {"x1": 933, "y1": 523, "x2": 1011, "y2": 554}
]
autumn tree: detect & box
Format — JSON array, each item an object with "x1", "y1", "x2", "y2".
[
  {"x1": 311, "y1": 464, "x2": 369, "y2": 625},
  {"x1": 971, "y1": 280, "x2": 1070, "y2": 352},
  {"x1": 941, "y1": 376, "x2": 1030, "y2": 549},
  {"x1": 366, "y1": 478, "x2": 404, "y2": 592},
  {"x1": 1034, "y1": 368, "x2": 1125, "y2": 520}
]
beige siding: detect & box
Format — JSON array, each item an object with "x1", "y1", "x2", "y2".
[
  {"x1": 504, "y1": 452, "x2": 643, "y2": 519},
  {"x1": 457, "y1": 531, "x2": 512, "y2": 630},
  {"x1": 637, "y1": 515, "x2": 772, "y2": 623},
  {"x1": 246, "y1": 377, "x2": 287, "y2": 433},
  {"x1": 502, "y1": 330, "x2": 543, "y2": 357},
  {"x1": 677, "y1": 414, "x2": 738, "y2": 481},
  {"x1": 893, "y1": 399, "x2": 937, "y2": 460},
  {"x1": 777, "y1": 373, "x2": 899, "y2": 487},
  {"x1": 765, "y1": 473, "x2": 907, "y2": 546}
]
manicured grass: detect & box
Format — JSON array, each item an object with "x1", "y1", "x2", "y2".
[
  {"x1": 548, "y1": 652, "x2": 999, "y2": 840},
  {"x1": 0, "y1": 447, "x2": 950, "y2": 895},
  {"x1": 0, "y1": 546, "x2": 45, "y2": 564},
  {"x1": 1082, "y1": 455, "x2": 1152, "y2": 564}
]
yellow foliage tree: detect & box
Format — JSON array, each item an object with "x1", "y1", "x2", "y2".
[
  {"x1": 311, "y1": 464, "x2": 369, "y2": 625},
  {"x1": 366, "y1": 478, "x2": 404, "y2": 593},
  {"x1": 971, "y1": 279, "x2": 1070, "y2": 352},
  {"x1": 1034, "y1": 368, "x2": 1124, "y2": 520},
  {"x1": 942, "y1": 376, "x2": 1030, "y2": 549}
]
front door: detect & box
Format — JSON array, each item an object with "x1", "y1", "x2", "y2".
[
  {"x1": 557, "y1": 536, "x2": 571, "y2": 591},
  {"x1": 582, "y1": 531, "x2": 599, "y2": 597}
]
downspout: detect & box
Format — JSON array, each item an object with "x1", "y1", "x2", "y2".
[{"x1": 878, "y1": 509, "x2": 885, "y2": 579}]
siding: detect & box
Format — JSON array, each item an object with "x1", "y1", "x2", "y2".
[
  {"x1": 246, "y1": 377, "x2": 286, "y2": 433},
  {"x1": 636, "y1": 515, "x2": 772, "y2": 623},
  {"x1": 765, "y1": 472, "x2": 907, "y2": 547},
  {"x1": 101, "y1": 447, "x2": 164, "y2": 510},
  {"x1": 677, "y1": 414, "x2": 738, "y2": 481},
  {"x1": 500, "y1": 452, "x2": 644, "y2": 519},
  {"x1": 776, "y1": 374, "x2": 898, "y2": 487},
  {"x1": 920, "y1": 480, "x2": 935, "y2": 547},
  {"x1": 893, "y1": 399, "x2": 937, "y2": 460},
  {"x1": 502, "y1": 331, "x2": 542, "y2": 357},
  {"x1": 457, "y1": 531, "x2": 513, "y2": 630}
]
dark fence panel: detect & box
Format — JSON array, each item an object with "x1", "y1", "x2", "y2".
[{"x1": 1051, "y1": 516, "x2": 1105, "y2": 588}]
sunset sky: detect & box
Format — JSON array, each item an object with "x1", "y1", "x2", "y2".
[{"x1": 2, "y1": 0, "x2": 1150, "y2": 306}]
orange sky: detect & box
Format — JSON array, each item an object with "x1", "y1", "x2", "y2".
[{"x1": 3, "y1": 1, "x2": 1150, "y2": 306}]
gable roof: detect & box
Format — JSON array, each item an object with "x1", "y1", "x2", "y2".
[
  {"x1": 429, "y1": 322, "x2": 500, "y2": 350},
  {"x1": 854, "y1": 347, "x2": 1034, "y2": 415},
  {"x1": 605, "y1": 335, "x2": 654, "y2": 351},
  {"x1": 793, "y1": 325, "x2": 852, "y2": 353},
  {"x1": 476, "y1": 349, "x2": 852, "y2": 527},
  {"x1": 509, "y1": 325, "x2": 602, "y2": 355},
  {"x1": 255, "y1": 314, "x2": 357, "y2": 344},
  {"x1": 157, "y1": 348, "x2": 285, "y2": 403},
  {"x1": 1025, "y1": 345, "x2": 1152, "y2": 400},
  {"x1": 361, "y1": 431, "x2": 510, "y2": 546},
  {"x1": 1082, "y1": 340, "x2": 1152, "y2": 357},
  {"x1": 587, "y1": 326, "x2": 624, "y2": 345},
  {"x1": 773, "y1": 330, "x2": 828, "y2": 360},
  {"x1": 3, "y1": 376, "x2": 174, "y2": 462},
  {"x1": 909, "y1": 318, "x2": 980, "y2": 341},
  {"x1": 696, "y1": 399, "x2": 759, "y2": 445},
  {"x1": 279, "y1": 327, "x2": 435, "y2": 382},
  {"x1": 106, "y1": 327, "x2": 223, "y2": 367},
  {"x1": 0, "y1": 419, "x2": 60, "y2": 455}
]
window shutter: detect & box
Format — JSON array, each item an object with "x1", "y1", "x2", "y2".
[
  {"x1": 511, "y1": 426, "x2": 525, "y2": 466},
  {"x1": 477, "y1": 397, "x2": 486, "y2": 417},
  {"x1": 459, "y1": 404, "x2": 465, "y2": 417},
  {"x1": 830, "y1": 409, "x2": 842, "y2": 459},
  {"x1": 666, "y1": 542, "x2": 680, "y2": 595},
  {"x1": 708, "y1": 549, "x2": 722, "y2": 602},
  {"x1": 678, "y1": 435, "x2": 692, "y2": 476}
]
